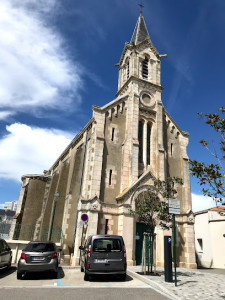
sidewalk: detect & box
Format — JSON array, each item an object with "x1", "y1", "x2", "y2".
[{"x1": 128, "y1": 266, "x2": 225, "y2": 300}]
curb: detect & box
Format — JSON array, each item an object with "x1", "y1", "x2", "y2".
[
  {"x1": 127, "y1": 270, "x2": 179, "y2": 300},
  {"x1": 60, "y1": 265, "x2": 79, "y2": 269}
]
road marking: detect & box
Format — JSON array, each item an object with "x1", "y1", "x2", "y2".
[
  {"x1": 98, "y1": 284, "x2": 113, "y2": 287},
  {"x1": 57, "y1": 279, "x2": 61, "y2": 286},
  {"x1": 137, "y1": 285, "x2": 150, "y2": 287}
]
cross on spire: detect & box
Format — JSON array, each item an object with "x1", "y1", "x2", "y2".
[{"x1": 138, "y1": 0, "x2": 144, "y2": 16}]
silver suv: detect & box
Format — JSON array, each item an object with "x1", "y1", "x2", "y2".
[
  {"x1": 17, "y1": 241, "x2": 61, "y2": 279},
  {"x1": 79, "y1": 235, "x2": 127, "y2": 281}
]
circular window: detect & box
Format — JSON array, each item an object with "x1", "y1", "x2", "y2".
[
  {"x1": 142, "y1": 93, "x2": 151, "y2": 105},
  {"x1": 141, "y1": 93, "x2": 155, "y2": 107}
]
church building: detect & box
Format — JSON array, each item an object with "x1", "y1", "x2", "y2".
[{"x1": 14, "y1": 12, "x2": 196, "y2": 268}]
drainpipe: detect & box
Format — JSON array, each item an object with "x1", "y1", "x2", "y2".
[{"x1": 72, "y1": 129, "x2": 88, "y2": 251}]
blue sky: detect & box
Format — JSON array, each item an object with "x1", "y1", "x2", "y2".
[{"x1": 0, "y1": 0, "x2": 224, "y2": 212}]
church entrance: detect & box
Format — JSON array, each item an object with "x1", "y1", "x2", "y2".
[{"x1": 135, "y1": 222, "x2": 149, "y2": 265}]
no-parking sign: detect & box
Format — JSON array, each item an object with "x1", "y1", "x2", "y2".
[
  {"x1": 81, "y1": 214, "x2": 88, "y2": 222},
  {"x1": 80, "y1": 213, "x2": 88, "y2": 225}
]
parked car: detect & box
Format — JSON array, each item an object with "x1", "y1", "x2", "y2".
[
  {"x1": 17, "y1": 241, "x2": 61, "y2": 280},
  {"x1": 79, "y1": 235, "x2": 127, "y2": 281},
  {"x1": 0, "y1": 238, "x2": 12, "y2": 270}
]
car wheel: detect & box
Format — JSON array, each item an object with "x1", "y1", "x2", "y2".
[
  {"x1": 52, "y1": 270, "x2": 58, "y2": 279},
  {"x1": 17, "y1": 272, "x2": 23, "y2": 280},
  {"x1": 120, "y1": 273, "x2": 126, "y2": 281},
  {"x1": 84, "y1": 269, "x2": 89, "y2": 281},
  {"x1": 7, "y1": 257, "x2": 12, "y2": 270}
]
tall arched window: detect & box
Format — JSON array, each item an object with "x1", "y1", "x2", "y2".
[
  {"x1": 147, "y1": 123, "x2": 151, "y2": 165},
  {"x1": 125, "y1": 58, "x2": 130, "y2": 80},
  {"x1": 138, "y1": 121, "x2": 144, "y2": 163},
  {"x1": 142, "y1": 57, "x2": 148, "y2": 79}
]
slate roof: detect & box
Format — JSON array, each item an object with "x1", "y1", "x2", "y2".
[{"x1": 130, "y1": 14, "x2": 151, "y2": 45}]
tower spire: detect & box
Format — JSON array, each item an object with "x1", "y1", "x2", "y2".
[
  {"x1": 138, "y1": 0, "x2": 144, "y2": 16},
  {"x1": 130, "y1": 8, "x2": 150, "y2": 45}
]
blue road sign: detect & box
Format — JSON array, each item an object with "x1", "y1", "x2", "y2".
[{"x1": 81, "y1": 214, "x2": 88, "y2": 222}]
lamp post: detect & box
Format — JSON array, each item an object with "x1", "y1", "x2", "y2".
[{"x1": 49, "y1": 192, "x2": 59, "y2": 241}]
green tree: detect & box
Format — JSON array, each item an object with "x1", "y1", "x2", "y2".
[
  {"x1": 130, "y1": 177, "x2": 183, "y2": 271},
  {"x1": 189, "y1": 107, "x2": 225, "y2": 202}
]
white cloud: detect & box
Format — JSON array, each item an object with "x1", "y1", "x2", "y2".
[
  {"x1": 0, "y1": 0, "x2": 82, "y2": 116},
  {"x1": 0, "y1": 123, "x2": 74, "y2": 181},
  {"x1": 0, "y1": 111, "x2": 15, "y2": 120},
  {"x1": 191, "y1": 193, "x2": 218, "y2": 213}
]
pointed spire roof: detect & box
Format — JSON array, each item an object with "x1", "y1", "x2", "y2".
[{"x1": 130, "y1": 14, "x2": 151, "y2": 45}]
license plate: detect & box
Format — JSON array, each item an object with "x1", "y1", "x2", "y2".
[
  {"x1": 94, "y1": 259, "x2": 108, "y2": 263},
  {"x1": 32, "y1": 257, "x2": 45, "y2": 261}
]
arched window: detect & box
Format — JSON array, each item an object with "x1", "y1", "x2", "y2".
[
  {"x1": 142, "y1": 57, "x2": 148, "y2": 79},
  {"x1": 147, "y1": 123, "x2": 151, "y2": 165},
  {"x1": 127, "y1": 60, "x2": 130, "y2": 79},
  {"x1": 138, "y1": 121, "x2": 144, "y2": 163},
  {"x1": 125, "y1": 58, "x2": 130, "y2": 80}
]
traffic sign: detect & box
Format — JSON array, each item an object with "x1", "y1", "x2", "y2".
[
  {"x1": 79, "y1": 221, "x2": 88, "y2": 226},
  {"x1": 81, "y1": 213, "x2": 88, "y2": 222},
  {"x1": 168, "y1": 198, "x2": 180, "y2": 215}
]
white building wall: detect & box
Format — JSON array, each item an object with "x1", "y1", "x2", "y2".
[
  {"x1": 194, "y1": 213, "x2": 213, "y2": 268},
  {"x1": 195, "y1": 210, "x2": 225, "y2": 269},
  {"x1": 209, "y1": 212, "x2": 225, "y2": 268}
]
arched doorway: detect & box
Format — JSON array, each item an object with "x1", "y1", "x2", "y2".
[{"x1": 131, "y1": 184, "x2": 154, "y2": 265}]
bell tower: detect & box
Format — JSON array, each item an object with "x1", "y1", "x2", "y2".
[{"x1": 117, "y1": 13, "x2": 164, "y2": 95}]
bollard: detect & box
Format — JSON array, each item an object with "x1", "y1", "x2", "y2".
[{"x1": 164, "y1": 236, "x2": 173, "y2": 282}]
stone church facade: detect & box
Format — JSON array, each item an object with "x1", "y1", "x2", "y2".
[{"x1": 14, "y1": 14, "x2": 196, "y2": 268}]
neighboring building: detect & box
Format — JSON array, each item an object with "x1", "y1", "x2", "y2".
[
  {"x1": 13, "y1": 12, "x2": 196, "y2": 268},
  {"x1": 0, "y1": 209, "x2": 16, "y2": 223},
  {"x1": 4, "y1": 201, "x2": 17, "y2": 211},
  {"x1": 194, "y1": 206, "x2": 225, "y2": 269},
  {"x1": 0, "y1": 209, "x2": 16, "y2": 239}
]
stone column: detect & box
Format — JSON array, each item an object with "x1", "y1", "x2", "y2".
[
  {"x1": 120, "y1": 91, "x2": 139, "y2": 191},
  {"x1": 72, "y1": 210, "x2": 84, "y2": 266},
  {"x1": 182, "y1": 157, "x2": 192, "y2": 213},
  {"x1": 72, "y1": 199, "x2": 100, "y2": 266},
  {"x1": 176, "y1": 214, "x2": 197, "y2": 269},
  {"x1": 118, "y1": 207, "x2": 136, "y2": 266},
  {"x1": 157, "y1": 100, "x2": 165, "y2": 180},
  {"x1": 90, "y1": 109, "x2": 105, "y2": 199},
  {"x1": 143, "y1": 120, "x2": 147, "y2": 169},
  {"x1": 156, "y1": 61, "x2": 161, "y2": 85}
]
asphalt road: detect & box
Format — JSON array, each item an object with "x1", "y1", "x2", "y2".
[
  {"x1": 0, "y1": 287, "x2": 170, "y2": 300},
  {"x1": 0, "y1": 266, "x2": 170, "y2": 300}
]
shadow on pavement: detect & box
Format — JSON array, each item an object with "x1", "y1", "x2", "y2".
[
  {"x1": 88, "y1": 274, "x2": 133, "y2": 282},
  {"x1": 177, "y1": 280, "x2": 198, "y2": 286},
  {"x1": 0, "y1": 266, "x2": 17, "y2": 279},
  {"x1": 137, "y1": 271, "x2": 161, "y2": 276},
  {"x1": 20, "y1": 266, "x2": 65, "y2": 280},
  {"x1": 176, "y1": 271, "x2": 204, "y2": 277}
]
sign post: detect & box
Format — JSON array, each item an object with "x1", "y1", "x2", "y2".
[
  {"x1": 172, "y1": 214, "x2": 177, "y2": 286},
  {"x1": 79, "y1": 214, "x2": 88, "y2": 265},
  {"x1": 168, "y1": 198, "x2": 180, "y2": 287}
]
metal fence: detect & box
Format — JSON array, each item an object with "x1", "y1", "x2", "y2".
[{"x1": 0, "y1": 222, "x2": 62, "y2": 243}]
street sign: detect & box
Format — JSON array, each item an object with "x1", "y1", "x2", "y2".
[
  {"x1": 168, "y1": 198, "x2": 180, "y2": 215},
  {"x1": 79, "y1": 221, "x2": 88, "y2": 226},
  {"x1": 81, "y1": 213, "x2": 88, "y2": 222}
]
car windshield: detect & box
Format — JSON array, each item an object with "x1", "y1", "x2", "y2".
[
  {"x1": 24, "y1": 243, "x2": 55, "y2": 252},
  {"x1": 93, "y1": 239, "x2": 122, "y2": 252}
]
